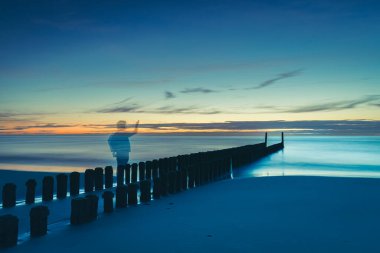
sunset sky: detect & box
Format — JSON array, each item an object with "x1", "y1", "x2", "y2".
[{"x1": 0, "y1": 0, "x2": 379, "y2": 134}]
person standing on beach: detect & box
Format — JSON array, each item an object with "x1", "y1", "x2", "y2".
[{"x1": 108, "y1": 120, "x2": 139, "y2": 166}]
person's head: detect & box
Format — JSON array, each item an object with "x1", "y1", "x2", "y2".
[{"x1": 116, "y1": 120, "x2": 127, "y2": 130}]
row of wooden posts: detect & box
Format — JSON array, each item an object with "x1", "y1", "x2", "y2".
[{"x1": 0, "y1": 133, "x2": 284, "y2": 248}]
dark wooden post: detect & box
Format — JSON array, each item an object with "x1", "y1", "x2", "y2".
[
  {"x1": 85, "y1": 195, "x2": 98, "y2": 222},
  {"x1": 70, "y1": 197, "x2": 83, "y2": 225},
  {"x1": 139, "y1": 162, "x2": 146, "y2": 181},
  {"x1": 56, "y1": 173, "x2": 68, "y2": 199},
  {"x1": 42, "y1": 176, "x2": 54, "y2": 201},
  {"x1": 168, "y1": 171, "x2": 176, "y2": 194},
  {"x1": 265, "y1": 132, "x2": 268, "y2": 147},
  {"x1": 105, "y1": 166, "x2": 113, "y2": 188},
  {"x1": 30, "y1": 206, "x2": 49, "y2": 237},
  {"x1": 94, "y1": 167, "x2": 104, "y2": 191},
  {"x1": 152, "y1": 159, "x2": 159, "y2": 178},
  {"x1": 69, "y1": 172, "x2": 80, "y2": 196},
  {"x1": 25, "y1": 179, "x2": 37, "y2": 204},
  {"x1": 84, "y1": 169, "x2": 95, "y2": 193},
  {"x1": 117, "y1": 165, "x2": 125, "y2": 186},
  {"x1": 102, "y1": 191, "x2": 114, "y2": 213},
  {"x1": 140, "y1": 180, "x2": 151, "y2": 202},
  {"x1": 125, "y1": 164, "x2": 131, "y2": 184},
  {"x1": 2, "y1": 183, "x2": 16, "y2": 208},
  {"x1": 131, "y1": 163, "x2": 138, "y2": 183},
  {"x1": 128, "y1": 183, "x2": 138, "y2": 205},
  {"x1": 0, "y1": 214, "x2": 18, "y2": 248},
  {"x1": 116, "y1": 185, "x2": 128, "y2": 208},
  {"x1": 145, "y1": 161, "x2": 152, "y2": 181},
  {"x1": 281, "y1": 132, "x2": 284, "y2": 146},
  {"x1": 153, "y1": 177, "x2": 160, "y2": 199}
]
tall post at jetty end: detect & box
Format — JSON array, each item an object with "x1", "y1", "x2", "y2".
[
  {"x1": 281, "y1": 132, "x2": 284, "y2": 147},
  {"x1": 264, "y1": 132, "x2": 268, "y2": 147}
]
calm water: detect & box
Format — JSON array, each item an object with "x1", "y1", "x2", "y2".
[{"x1": 0, "y1": 135, "x2": 379, "y2": 178}]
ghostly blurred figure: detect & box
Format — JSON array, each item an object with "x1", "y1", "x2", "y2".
[{"x1": 108, "y1": 120, "x2": 139, "y2": 166}]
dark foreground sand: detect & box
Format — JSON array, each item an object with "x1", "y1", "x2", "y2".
[{"x1": 3, "y1": 176, "x2": 380, "y2": 253}]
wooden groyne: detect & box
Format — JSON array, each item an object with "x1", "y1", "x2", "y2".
[{"x1": 0, "y1": 132, "x2": 284, "y2": 248}]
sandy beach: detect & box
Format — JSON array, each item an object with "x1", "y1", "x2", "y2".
[{"x1": 3, "y1": 175, "x2": 380, "y2": 253}]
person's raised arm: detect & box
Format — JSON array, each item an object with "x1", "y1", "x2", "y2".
[{"x1": 128, "y1": 120, "x2": 140, "y2": 137}]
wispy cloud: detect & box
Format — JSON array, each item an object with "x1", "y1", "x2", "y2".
[
  {"x1": 250, "y1": 69, "x2": 303, "y2": 89},
  {"x1": 181, "y1": 87, "x2": 218, "y2": 94},
  {"x1": 12, "y1": 123, "x2": 76, "y2": 131},
  {"x1": 165, "y1": 91, "x2": 176, "y2": 99},
  {"x1": 283, "y1": 95, "x2": 380, "y2": 113}
]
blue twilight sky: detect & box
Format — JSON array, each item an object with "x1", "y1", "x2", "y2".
[{"x1": 0, "y1": 0, "x2": 379, "y2": 134}]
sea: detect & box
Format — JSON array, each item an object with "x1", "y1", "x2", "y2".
[{"x1": 0, "y1": 134, "x2": 379, "y2": 178}]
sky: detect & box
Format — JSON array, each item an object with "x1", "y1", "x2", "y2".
[{"x1": 0, "y1": 0, "x2": 379, "y2": 134}]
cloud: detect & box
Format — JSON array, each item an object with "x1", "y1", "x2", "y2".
[
  {"x1": 165, "y1": 91, "x2": 176, "y2": 99},
  {"x1": 181, "y1": 87, "x2": 218, "y2": 94},
  {"x1": 251, "y1": 69, "x2": 303, "y2": 89},
  {"x1": 283, "y1": 95, "x2": 380, "y2": 113},
  {"x1": 140, "y1": 120, "x2": 380, "y2": 135},
  {"x1": 12, "y1": 123, "x2": 76, "y2": 131},
  {"x1": 97, "y1": 104, "x2": 142, "y2": 113}
]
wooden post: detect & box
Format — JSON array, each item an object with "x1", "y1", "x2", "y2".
[
  {"x1": 140, "y1": 180, "x2": 151, "y2": 202},
  {"x1": 102, "y1": 191, "x2": 114, "y2": 213},
  {"x1": 104, "y1": 166, "x2": 113, "y2": 188},
  {"x1": 56, "y1": 173, "x2": 68, "y2": 199},
  {"x1": 128, "y1": 183, "x2": 138, "y2": 205},
  {"x1": 0, "y1": 214, "x2": 18, "y2": 248},
  {"x1": 281, "y1": 132, "x2": 284, "y2": 145},
  {"x1": 116, "y1": 185, "x2": 128, "y2": 208},
  {"x1": 42, "y1": 176, "x2": 54, "y2": 201},
  {"x1": 2, "y1": 183, "x2": 16, "y2": 208},
  {"x1": 116, "y1": 165, "x2": 125, "y2": 187},
  {"x1": 145, "y1": 161, "x2": 152, "y2": 181},
  {"x1": 152, "y1": 159, "x2": 159, "y2": 178},
  {"x1": 94, "y1": 167, "x2": 104, "y2": 191},
  {"x1": 25, "y1": 179, "x2": 37, "y2": 204},
  {"x1": 69, "y1": 172, "x2": 80, "y2": 196},
  {"x1": 265, "y1": 132, "x2": 268, "y2": 147},
  {"x1": 85, "y1": 195, "x2": 98, "y2": 222},
  {"x1": 153, "y1": 177, "x2": 160, "y2": 199},
  {"x1": 84, "y1": 169, "x2": 95, "y2": 193},
  {"x1": 125, "y1": 164, "x2": 131, "y2": 184},
  {"x1": 29, "y1": 206, "x2": 49, "y2": 237},
  {"x1": 139, "y1": 162, "x2": 146, "y2": 181},
  {"x1": 131, "y1": 163, "x2": 138, "y2": 183}
]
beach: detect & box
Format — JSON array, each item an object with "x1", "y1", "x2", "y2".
[{"x1": 3, "y1": 176, "x2": 380, "y2": 253}]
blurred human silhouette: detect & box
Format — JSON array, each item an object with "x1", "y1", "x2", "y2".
[{"x1": 108, "y1": 120, "x2": 139, "y2": 166}]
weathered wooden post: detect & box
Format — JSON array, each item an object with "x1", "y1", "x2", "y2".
[
  {"x1": 56, "y1": 173, "x2": 68, "y2": 199},
  {"x1": 85, "y1": 195, "x2": 98, "y2": 222},
  {"x1": 0, "y1": 214, "x2": 18, "y2": 248},
  {"x1": 140, "y1": 180, "x2": 151, "y2": 202},
  {"x1": 105, "y1": 166, "x2": 113, "y2": 188},
  {"x1": 131, "y1": 163, "x2": 138, "y2": 183},
  {"x1": 29, "y1": 206, "x2": 49, "y2": 237},
  {"x1": 146, "y1": 161, "x2": 152, "y2": 181},
  {"x1": 84, "y1": 169, "x2": 95, "y2": 193},
  {"x1": 116, "y1": 185, "x2": 128, "y2": 208},
  {"x1": 94, "y1": 167, "x2": 104, "y2": 191},
  {"x1": 125, "y1": 164, "x2": 131, "y2": 184},
  {"x1": 70, "y1": 197, "x2": 83, "y2": 225},
  {"x1": 2, "y1": 183, "x2": 16, "y2": 208},
  {"x1": 102, "y1": 191, "x2": 114, "y2": 213},
  {"x1": 25, "y1": 179, "x2": 37, "y2": 204},
  {"x1": 152, "y1": 159, "x2": 159, "y2": 178},
  {"x1": 128, "y1": 183, "x2": 138, "y2": 205},
  {"x1": 168, "y1": 171, "x2": 176, "y2": 194},
  {"x1": 69, "y1": 172, "x2": 80, "y2": 196},
  {"x1": 153, "y1": 177, "x2": 160, "y2": 199},
  {"x1": 281, "y1": 132, "x2": 284, "y2": 147},
  {"x1": 117, "y1": 165, "x2": 125, "y2": 186},
  {"x1": 139, "y1": 162, "x2": 146, "y2": 182},
  {"x1": 42, "y1": 176, "x2": 54, "y2": 201},
  {"x1": 265, "y1": 132, "x2": 268, "y2": 147}
]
